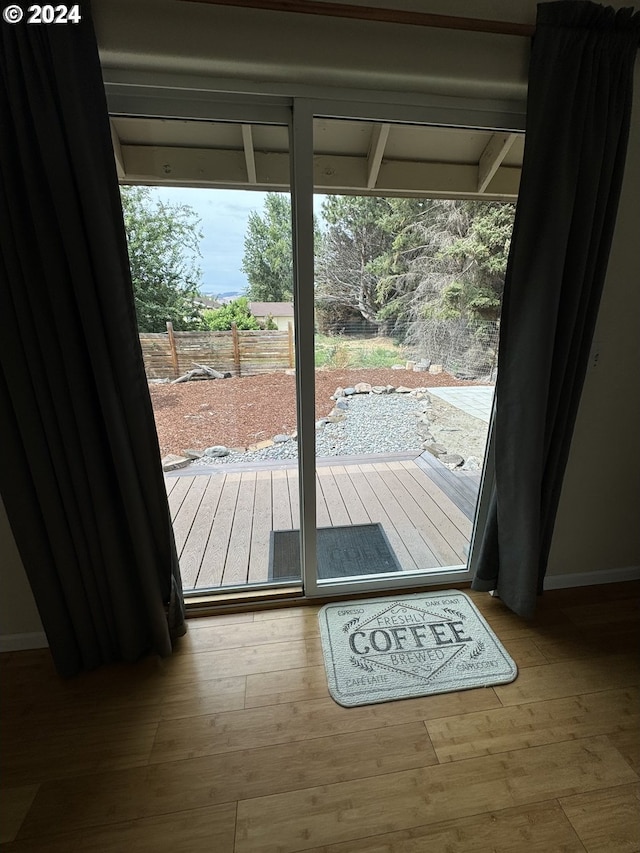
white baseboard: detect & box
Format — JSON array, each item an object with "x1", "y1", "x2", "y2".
[
  {"x1": 544, "y1": 565, "x2": 640, "y2": 590},
  {"x1": 0, "y1": 631, "x2": 49, "y2": 652}
]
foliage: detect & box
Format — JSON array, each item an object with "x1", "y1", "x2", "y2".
[
  {"x1": 120, "y1": 186, "x2": 205, "y2": 332},
  {"x1": 315, "y1": 196, "x2": 395, "y2": 330},
  {"x1": 242, "y1": 193, "x2": 294, "y2": 302},
  {"x1": 202, "y1": 297, "x2": 260, "y2": 331}
]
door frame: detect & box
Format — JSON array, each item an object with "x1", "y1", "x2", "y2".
[{"x1": 105, "y1": 78, "x2": 522, "y2": 600}]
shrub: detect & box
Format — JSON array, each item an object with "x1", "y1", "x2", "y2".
[{"x1": 202, "y1": 297, "x2": 259, "y2": 331}]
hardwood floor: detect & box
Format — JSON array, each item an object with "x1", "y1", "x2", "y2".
[
  {"x1": 1, "y1": 582, "x2": 639, "y2": 851},
  {"x1": 166, "y1": 457, "x2": 475, "y2": 590}
]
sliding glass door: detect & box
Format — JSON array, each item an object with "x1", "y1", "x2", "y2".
[{"x1": 106, "y1": 82, "x2": 522, "y2": 601}]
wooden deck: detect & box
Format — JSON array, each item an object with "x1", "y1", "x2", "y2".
[{"x1": 166, "y1": 456, "x2": 478, "y2": 590}]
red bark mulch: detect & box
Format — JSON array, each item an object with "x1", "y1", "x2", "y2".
[{"x1": 149, "y1": 368, "x2": 476, "y2": 457}]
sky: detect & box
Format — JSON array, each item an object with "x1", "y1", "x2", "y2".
[{"x1": 149, "y1": 186, "x2": 326, "y2": 298}]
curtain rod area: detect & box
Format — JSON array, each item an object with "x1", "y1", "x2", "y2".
[{"x1": 179, "y1": 0, "x2": 536, "y2": 38}]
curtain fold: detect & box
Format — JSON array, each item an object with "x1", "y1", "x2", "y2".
[
  {"x1": 472, "y1": 1, "x2": 640, "y2": 617},
  {"x1": 0, "y1": 3, "x2": 186, "y2": 675}
]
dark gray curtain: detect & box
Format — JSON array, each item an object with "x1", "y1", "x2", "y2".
[
  {"x1": 472, "y1": 1, "x2": 640, "y2": 617},
  {"x1": 0, "y1": 4, "x2": 186, "y2": 675}
]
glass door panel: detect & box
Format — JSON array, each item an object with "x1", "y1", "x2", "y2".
[
  {"x1": 112, "y1": 113, "x2": 304, "y2": 595},
  {"x1": 307, "y1": 115, "x2": 516, "y2": 594}
]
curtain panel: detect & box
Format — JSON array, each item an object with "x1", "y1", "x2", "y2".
[
  {"x1": 472, "y1": 1, "x2": 640, "y2": 617},
  {"x1": 0, "y1": 3, "x2": 186, "y2": 675}
]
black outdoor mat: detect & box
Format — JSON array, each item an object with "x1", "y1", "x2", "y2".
[{"x1": 269, "y1": 523, "x2": 403, "y2": 581}]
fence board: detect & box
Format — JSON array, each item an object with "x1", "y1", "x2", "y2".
[{"x1": 140, "y1": 327, "x2": 294, "y2": 380}]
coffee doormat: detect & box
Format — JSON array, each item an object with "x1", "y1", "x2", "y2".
[
  {"x1": 269, "y1": 523, "x2": 402, "y2": 581},
  {"x1": 319, "y1": 591, "x2": 517, "y2": 707}
]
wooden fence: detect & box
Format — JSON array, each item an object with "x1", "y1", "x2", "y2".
[{"x1": 140, "y1": 322, "x2": 295, "y2": 380}]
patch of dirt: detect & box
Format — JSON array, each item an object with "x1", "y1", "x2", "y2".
[
  {"x1": 149, "y1": 368, "x2": 481, "y2": 457},
  {"x1": 425, "y1": 397, "x2": 491, "y2": 463}
]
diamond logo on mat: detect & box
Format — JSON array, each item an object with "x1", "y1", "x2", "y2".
[
  {"x1": 319, "y1": 592, "x2": 517, "y2": 707},
  {"x1": 344, "y1": 601, "x2": 477, "y2": 682}
]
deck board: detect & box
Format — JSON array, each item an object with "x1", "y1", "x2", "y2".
[
  {"x1": 165, "y1": 458, "x2": 481, "y2": 590},
  {"x1": 179, "y1": 476, "x2": 225, "y2": 589},
  {"x1": 248, "y1": 471, "x2": 273, "y2": 584},
  {"x1": 375, "y1": 462, "x2": 464, "y2": 565},
  {"x1": 197, "y1": 473, "x2": 241, "y2": 588},
  {"x1": 357, "y1": 464, "x2": 440, "y2": 569}
]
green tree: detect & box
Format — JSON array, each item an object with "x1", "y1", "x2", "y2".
[
  {"x1": 315, "y1": 196, "x2": 429, "y2": 334},
  {"x1": 120, "y1": 186, "x2": 204, "y2": 332},
  {"x1": 316, "y1": 196, "x2": 394, "y2": 330},
  {"x1": 242, "y1": 193, "x2": 294, "y2": 302},
  {"x1": 202, "y1": 297, "x2": 260, "y2": 331}
]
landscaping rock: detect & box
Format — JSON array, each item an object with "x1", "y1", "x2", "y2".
[
  {"x1": 354, "y1": 382, "x2": 372, "y2": 394},
  {"x1": 204, "y1": 445, "x2": 230, "y2": 458},
  {"x1": 325, "y1": 409, "x2": 345, "y2": 424},
  {"x1": 371, "y1": 386, "x2": 386, "y2": 394},
  {"x1": 335, "y1": 399, "x2": 349, "y2": 410},
  {"x1": 344, "y1": 387, "x2": 356, "y2": 396},
  {"x1": 273, "y1": 434, "x2": 290, "y2": 443},
  {"x1": 386, "y1": 385, "x2": 396, "y2": 393},
  {"x1": 428, "y1": 364, "x2": 443, "y2": 374},
  {"x1": 182, "y1": 449, "x2": 205, "y2": 459},
  {"x1": 316, "y1": 419, "x2": 327, "y2": 429},
  {"x1": 162, "y1": 454, "x2": 191, "y2": 471},
  {"x1": 391, "y1": 364, "x2": 405, "y2": 370},
  {"x1": 417, "y1": 423, "x2": 433, "y2": 439},
  {"x1": 332, "y1": 387, "x2": 345, "y2": 399},
  {"x1": 462, "y1": 456, "x2": 482, "y2": 471},
  {"x1": 424, "y1": 442, "x2": 448, "y2": 457},
  {"x1": 440, "y1": 453, "x2": 464, "y2": 468},
  {"x1": 247, "y1": 439, "x2": 274, "y2": 451},
  {"x1": 395, "y1": 386, "x2": 412, "y2": 394}
]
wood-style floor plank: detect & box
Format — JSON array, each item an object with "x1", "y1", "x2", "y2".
[
  {"x1": 3, "y1": 582, "x2": 638, "y2": 853},
  {"x1": 148, "y1": 689, "x2": 501, "y2": 765},
  {"x1": 426, "y1": 687, "x2": 640, "y2": 762},
  {"x1": 301, "y1": 801, "x2": 587, "y2": 853},
  {"x1": 18, "y1": 724, "x2": 437, "y2": 839},
  {"x1": 234, "y1": 738, "x2": 637, "y2": 853},
  {"x1": 493, "y1": 654, "x2": 640, "y2": 706},
  {"x1": 11, "y1": 803, "x2": 237, "y2": 853},
  {"x1": 560, "y1": 784, "x2": 640, "y2": 853}
]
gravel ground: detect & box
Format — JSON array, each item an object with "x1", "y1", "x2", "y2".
[{"x1": 188, "y1": 390, "x2": 491, "y2": 469}]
